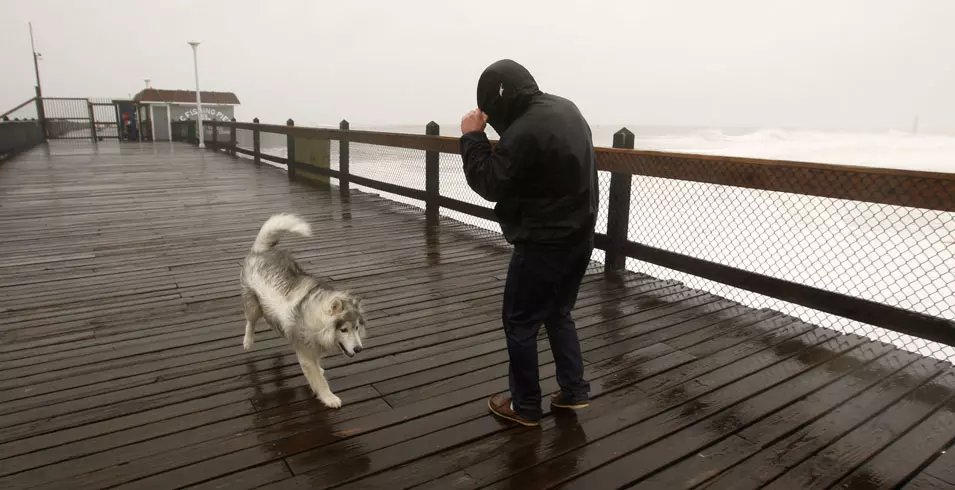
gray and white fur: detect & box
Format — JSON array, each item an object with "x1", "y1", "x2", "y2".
[{"x1": 240, "y1": 213, "x2": 366, "y2": 408}]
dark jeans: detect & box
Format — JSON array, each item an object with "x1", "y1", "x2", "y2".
[{"x1": 503, "y1": 238, "x2": 593, "y2": 421}]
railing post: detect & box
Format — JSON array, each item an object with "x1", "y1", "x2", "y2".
[
  {"x1": 425, "y1": 121, "x2": 440, "y2": 225},
  {"x1": 604, "y1": 127, "x2": 635, "y2": 273},
  {"x1": 87, "y1": 101, "x2": 98, "y2": 142},
  {"x1": 34, "y1": 87, "x2": 46, "y2": 140},
  {"x1": 229, "y1": 118, "x2": 237, "y2": 157},
  {"x1": 286, "y1": 119, "x2": 296, "y2": 180},
  {"x1": 339, "y1": 119, "x2": 350, "y2": 195},
  {"x1": 253, "y1": 117, "x2": 261, "y2": 165}
]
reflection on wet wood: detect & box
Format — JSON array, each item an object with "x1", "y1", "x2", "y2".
[{"x1": 0, "y1": 141, "x2": 952, "y2": 489}]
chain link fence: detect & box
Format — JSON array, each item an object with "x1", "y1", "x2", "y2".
[
  {"x1": 436, "y1": 151, "x2": 499, "y2": 237},
  {"x1": 597, "y1": 149, "x2": 955, "y2": 362},
  {"x1": 347, "y1": 142, "x2": 424, "y2": 204}
]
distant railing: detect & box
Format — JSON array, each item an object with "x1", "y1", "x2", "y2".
[
  {"x1": 203, "y1": 118, "x2": 955, "y2": 355},
  {"x1": 0, "y1": 97, "x2": 39, "y2": 121},
  {"x1": 0, "y1": 120, "x2": 44, "y2": 160},
  {"x1": 170, "y1": 121, "x2": 194, "y2": 144},
  {"x1": 2, "y1": 95, "x2": 120, "y2": 141}
]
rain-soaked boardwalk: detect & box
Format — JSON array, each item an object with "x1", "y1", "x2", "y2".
[{"x1": 2, "y1": 141, "x2": 955, "y2": 490}]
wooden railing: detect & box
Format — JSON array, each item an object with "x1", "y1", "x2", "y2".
[{"x1": 204, "y1": 118, "x2": 955, "y2": 348}]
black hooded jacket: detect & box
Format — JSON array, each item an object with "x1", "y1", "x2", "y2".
[{"x1": 460, "y1": 60, "x2": 598, "y2": 246}]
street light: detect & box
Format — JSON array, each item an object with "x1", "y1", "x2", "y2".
[
  {"x1": 187, "y1": 41, "x2": 204, "y2": 149},
  {"x1": 29, "y1": 22, "x2": 47, "y2": 138}
]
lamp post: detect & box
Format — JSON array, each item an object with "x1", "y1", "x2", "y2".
[
  {"x1": 187, "y1": 41, "x2": 204, "y2": 148},
  {"x1": 29, "y1": 22, "x2": 47, "y2": 138}
]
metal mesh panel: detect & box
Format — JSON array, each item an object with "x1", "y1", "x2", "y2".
[
  {"x1": 235, "y1": 128, "x2": 254, "y2": 153},
  {"x1": 42, "y1": 98, "x2": 92, "y2": 139},
  {"x1": 258, "y1": 131, "x2": 286, "y2": 156},
  {"x1": 210, "y1": 125, "x2": 232, "y2": 145},
  {"x1": 347, "y1": 143, "x2": 425, "y2": 209},
  {"x1": 329, "y1": 140, "x2": 340, "y2": 172},
  {"x1": 617, "y1": 168, "x2": 955, "y2": 361},
  {"x1": 251, "y1": 130, "x2": 286, "y2": 170},
  {"x1": 437, "y1": 151, "x2": 499, "y2": 236},
  {"x1": 88, "y1": 98, "x2": 117, "y2": 140},
  {"x1": 592, "y1": 170, "x2": 613, "y2": 265},
  {"x1": 326, "y1": 140, "x2": 340, "y2": 186}
]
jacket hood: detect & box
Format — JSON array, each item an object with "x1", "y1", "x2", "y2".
[{"x1": 476, "y1": 60, "x2": 542, "y2": 134}]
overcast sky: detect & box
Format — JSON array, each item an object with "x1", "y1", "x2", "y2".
[{"x1": 2, "y1": 0, "x2": 953, "y2": 132}]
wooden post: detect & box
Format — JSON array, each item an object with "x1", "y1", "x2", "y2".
[
  {"x1": 425, "y1": 121, "x2": 440, "y2": 225},
  {"x1": 339, "y1": 119, "x2": 350, "y2": 194},
  {"x1": 286, "y1": 119, "x2": 296, "y2": 180},
  {"x1": 229, "y1": 118, "x2": 237, "y2": 157},
  {"x1": 253, "y1": 117, "x2": 261, "y2": 165},
  {"x1": 604, "y1": 127, "x2": 635, "y2": 273},
  {"x1": 87, "y1": 101, "x2": 98, "y2": 142}
]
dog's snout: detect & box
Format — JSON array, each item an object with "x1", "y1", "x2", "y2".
[{"x1": 353, "y1": 345, "x2": 363, "y2": 354}]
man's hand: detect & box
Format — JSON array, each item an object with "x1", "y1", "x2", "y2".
[{"x1": 461, "y1": 109, "x2": 488, "y2": 134}]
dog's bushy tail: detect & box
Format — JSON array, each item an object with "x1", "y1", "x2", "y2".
[{"x1": 252, "y1": 213, "x2": 312, "y2": 252}]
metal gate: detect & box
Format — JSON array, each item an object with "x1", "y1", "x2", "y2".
[
  {"x1": 89, "y1": 98, "x2": 118, "y2": 140},
  {"x1": 41, "y1": 97, "x2": 119, "y2": 140}
]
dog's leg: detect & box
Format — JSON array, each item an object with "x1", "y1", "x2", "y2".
[
  {"x1": 241, "y1": 288, "x2": 262, "y2": 351},
  {"x1": 296, "y1": 352, "x2": 342, "y2": 408}
]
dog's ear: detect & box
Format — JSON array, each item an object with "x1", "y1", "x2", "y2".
[
  {"x1": 328, "y1": 297, "x2": 344, "y2": 316},
  {"x1": 355, "y1": 297, "x2": 363, "y2": 310}
]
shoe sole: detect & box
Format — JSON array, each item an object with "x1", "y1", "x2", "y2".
[
  {"x1": 552, "y1": 401, "x2": 590, "y2": 410},
  {"x1": 488, "y1": 399, "x2": 539, "y2": 427}
]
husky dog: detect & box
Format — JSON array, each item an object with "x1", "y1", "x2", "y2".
[{"x1": 240, "y1": 213, "x2": 366, "y2": 408}]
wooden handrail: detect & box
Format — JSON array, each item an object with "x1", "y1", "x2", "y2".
[{"x1": 209, "y1": 119, "x2": 955, "y2": 212}]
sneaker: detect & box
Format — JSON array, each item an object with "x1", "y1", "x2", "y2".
[
  {"x1": 488, "y1": 394, "x2": 539, "y2": 427},
  {"x1": 551, "y1": 391, "x2": 590, "y2": 409}
]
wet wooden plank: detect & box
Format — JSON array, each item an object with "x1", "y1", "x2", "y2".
[
  {"x1": 832, "y1": 386, "x2": 955, "y2": 489},
  {"x1": 920, "y1": 450, "x2": 955, "y2": 488},
  {"x1": 701, "y1": 367, "x2": 953, "y2": 488},
  {"x1": 298, "y1": 319, "x2": 825, "y2": 490},
  {"x1": 466, "y1": 333, "x2": 858, "y2": 489},
  {"x1": 302, "y1": 316, "x2": 799, "y2": 489},
  {"x1": 182, "y1": 461, "x2": 292, "y2": 490},
  {"x1": 759, "y1": 367, "x2": 955, "y2": 490},
  {"x1": 123, "y1": 338, "x2": 695, "y2": 490},
  {"x1": 560, "y1": 340, "x2": 901, "y2": 489},
  {"x1": 4, "y1": 394, "x2": 391, "y2": 489},
  {"x1": 244, "y1": 348, "x2": 696, "y2": 489},
  {"x1": 0, "y1": 280, "x2": 680, "y2": 478},
  {"x1": 2, "y1": 142, "x2": 954, "y2": 490},
  {"x1": 906, "y1": 473, "x2": 955, "y2": 490},
  {"x1": 377, "y1": 299, "x2": 747, "y2": 408},
  {"x1": 636, "y1": 352, "x2": 941, "y2": 489}
]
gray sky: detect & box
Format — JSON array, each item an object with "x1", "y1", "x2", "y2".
[{"x1": 2, "y1": 0, "x2": 953, "y2": 132}]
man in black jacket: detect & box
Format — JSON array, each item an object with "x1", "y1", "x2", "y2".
[{"x1": 460, "y1": 59, "x2": 598, "y2": 427}]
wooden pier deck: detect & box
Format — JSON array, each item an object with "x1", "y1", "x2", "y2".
[{"x1": 1, "y1": 141, "x2": 954, "y2": 489}]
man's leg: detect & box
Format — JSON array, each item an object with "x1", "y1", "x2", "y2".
[
  {"x1": 544, "y1": 239, "x2": 593, "y2": 404},
  {"x1": 501, "y1": 244, "x2": 555, "y2": 422}
]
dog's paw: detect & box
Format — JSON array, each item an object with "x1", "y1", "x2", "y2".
[
  {"x1": 243, "y1": 335, "x2": 254, "y2": 351},
  {"x1": 320, "y1": 394, "x2": 342, "y2": 409}
]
